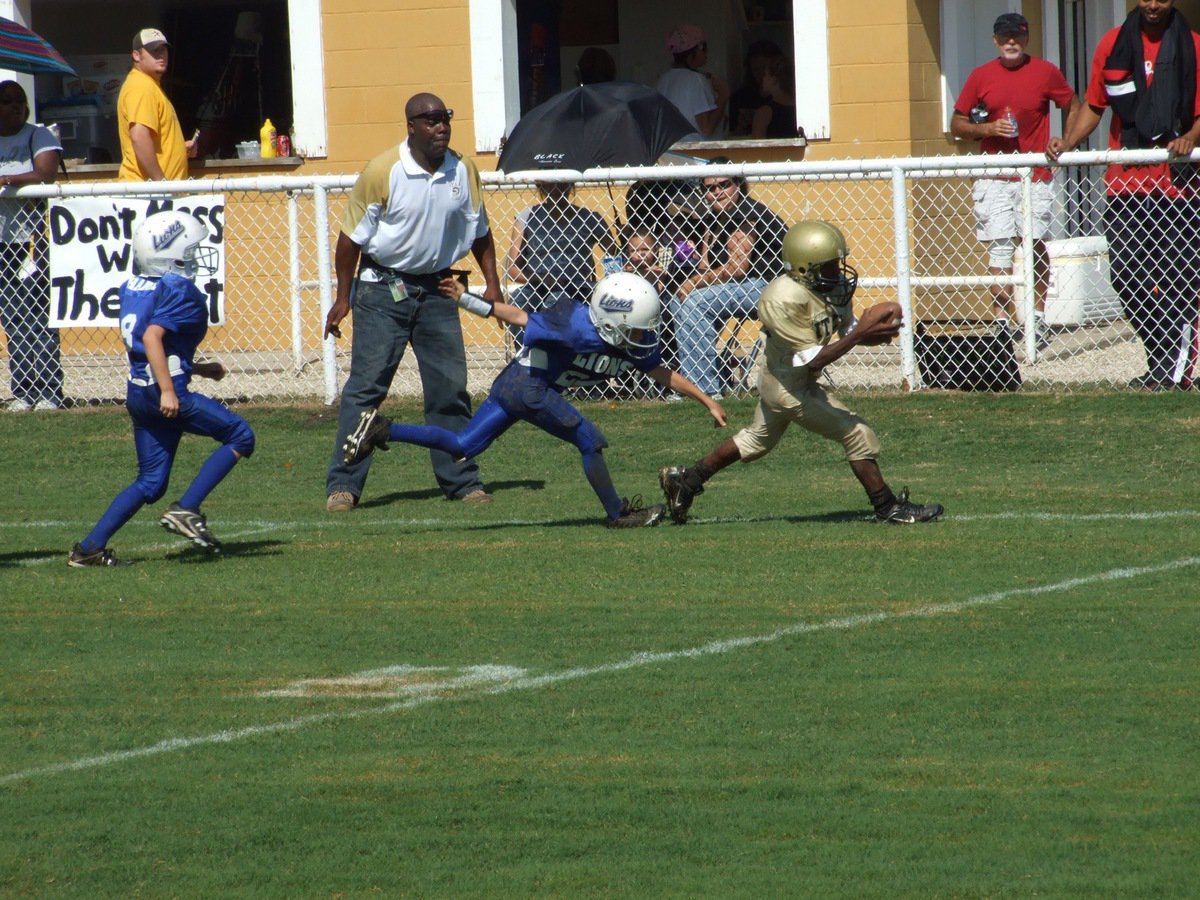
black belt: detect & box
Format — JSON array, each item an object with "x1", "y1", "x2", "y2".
[{"x1": 360, "y1": 256, "x2": 442, "y2": 284}]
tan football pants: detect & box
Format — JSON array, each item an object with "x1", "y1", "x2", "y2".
[{"x1": 732, "y1": 350, "x2": 880, "y2": 463}]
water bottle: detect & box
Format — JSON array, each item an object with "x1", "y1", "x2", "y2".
[
  {"x1": 602, "y1": 254, "x2": 625, "y2": 275},
  {"x1": 1003, "y1": 106, "x2": 1019, "y2": 138}
]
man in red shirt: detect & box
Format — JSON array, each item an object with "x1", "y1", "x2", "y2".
[
  {"x1": 953, "y1": 13, "x2": 1079, "y2": 347},
  {"x1": 1051, "y1": 0, "x2": 1200, "y2": 390}
]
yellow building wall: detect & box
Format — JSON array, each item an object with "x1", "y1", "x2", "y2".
[
  {"x1": 310, "y1": 0, "x2": 944, "y2": 173},
  {"x1": 308, "y1": 0, "x2": 479, "y2": 176}
]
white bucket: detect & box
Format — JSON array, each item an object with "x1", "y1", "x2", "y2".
[{"x1": 1013, "y1": 235, "x2": 1123, "y2": 326}]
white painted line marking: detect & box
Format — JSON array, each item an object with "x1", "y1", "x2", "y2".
[
  {"x1": 3, "y1": 555, "x2": 1196, "y2": 787},
  {"x1": 260, "y1": 664, "x2": 530, "y2": 698}
]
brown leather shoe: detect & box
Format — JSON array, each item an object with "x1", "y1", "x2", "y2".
[
  {"x1": 326, "y1": 490, "x2": 357, "y2": 512},
  {"x1": 459, "y1": 489, "x2": 493, "y2": 504}
]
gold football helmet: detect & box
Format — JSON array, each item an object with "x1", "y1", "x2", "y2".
[{"x1": 780, "y1": 220, "x2": 858, "y2": 309}]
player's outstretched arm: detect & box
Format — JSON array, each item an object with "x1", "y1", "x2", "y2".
[
  {"x1": 436, "y1": 276, "x2": 528, "y2": 328},
  {"x1": 651, "y1": 366, "x2": 727, "y2": 428}
]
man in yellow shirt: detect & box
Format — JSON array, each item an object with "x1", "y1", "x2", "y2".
[{"x1": 117, "y1": 28, "x2": 195, "y2": 182}]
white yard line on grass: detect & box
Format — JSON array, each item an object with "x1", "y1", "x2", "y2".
[{"x1": 3, "y1": 555, "x2": 1197, "y2": 787}]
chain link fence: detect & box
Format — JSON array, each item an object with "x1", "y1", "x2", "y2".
[{"x1": 2, "y1": 151, "x2": 1196, "y2": 409}]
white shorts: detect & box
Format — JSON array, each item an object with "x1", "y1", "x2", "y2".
[{"x1": 972, "y1": 179, "x2": 1055, "y2": 244}]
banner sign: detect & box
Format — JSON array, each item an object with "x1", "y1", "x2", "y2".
[{"x1": 48, "y1": 195, "x2": 226, "y2": 328}]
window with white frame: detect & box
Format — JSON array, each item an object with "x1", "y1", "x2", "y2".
[
  {"x1": 469, "y1": 0, "x2": 829, "y2": 153},
  {"x1": 12, "y1": 0, "x2": 326, "y2": 160}
]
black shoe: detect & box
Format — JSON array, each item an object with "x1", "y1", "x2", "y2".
[
  {"x1": 876, "y1": 488, "x2": 943, "y2": 524},
  {"x1": 68, "y1": 543, "x2": 131, "y2": 567},
  {"x1": 607, "y1": 495, "x2": 665, "y2": 529},
  {"x1": 658, "y1": 465, "x2": 701, "y2": 524},
  {"x1": 343, "y1": 408, "x2": 392, "y2": 464},
  {"x1": 160, "y1": 503, "x2": 222, "y2": 551}
]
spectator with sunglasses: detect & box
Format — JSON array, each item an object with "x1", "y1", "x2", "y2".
[
  {"x1": 673, "y1": 161, "x2": 787, "y2": 397},
  {"x1": 656, "y1": 24, "x2": 729, "y2": 141},
  {"x1": 322, "y1": 92, "x2": 501, "y2": 512}
]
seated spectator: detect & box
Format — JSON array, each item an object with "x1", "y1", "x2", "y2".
[
  {"x1": 625, "y1": 177, "x2": 705, "y2": 296},
  {"x1": 673, "y1": 160, "x2": 787, "y2": 397},
  {"x1": 750, "y1": 56, "x2": 799, "y2": 139},
  {"x1": 655, "y1": 24, "x2": 730, "y2": 141},
  {"x1": 576, "y1": 47, "x2": 616, "y2": 85},
  {"x1": 622, "y1": 225, "x2": 668, "y2": 294},
  {"x1": 505, "y1": 181, "x2": 618, "y2": 322},
  {"x1": 622, "y1": 224, "x2": 675, "y2": 382},
  {"x1": 729, "y1": 40, "x2": 783, "y2": 136}
]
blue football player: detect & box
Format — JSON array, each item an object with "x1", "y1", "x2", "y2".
[
  {"x1": 342, "y1": 271, "x2": 726, "y2": 527},
  {"x1": 68, "y1": 210, "x2": 255, "y2": 566}
]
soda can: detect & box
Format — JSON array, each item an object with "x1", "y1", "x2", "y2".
[
  {"x1": 601, "y1": 254, "x2": 624, "y2": 275},
  {"x1": 276, "y1": 134, "x2": 292, "y2": 157}
]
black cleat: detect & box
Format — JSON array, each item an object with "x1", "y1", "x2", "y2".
[
  {"x1": 160, "y1": 503, "x2": 222, "y2": 551},
  {"x1": 658, "y1": 465, "x2": 701, "y2": 524},
  {"x1": 68, "y1": 543, "x2": 131, "y2": 568},
  {"x1": 876, "y1": 487, "x2": 943, "y2": 524},
  {"x1": 343, "y1": 408, "x2": 392, "y2": 465},
  {"x1": 607, "y1": 495, "x2": 665, "y2": 529}
]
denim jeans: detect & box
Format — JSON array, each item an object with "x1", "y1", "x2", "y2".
[
  {"x1": 326, "y1": 277, "x2": 483, "y2": 500},
  {"x1": 1, "y1": 244, "x2": 63, "y2": 407},
  {"x1": 674, "y1": 277, "x2": 767, "y2": 396}
]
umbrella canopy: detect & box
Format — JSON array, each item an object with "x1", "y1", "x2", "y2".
[
  {"x1": 497, "y1": 81, "x2": 693, "y2": 174},
  {"x1": 0, "y1": 17, "x2": 75, "y2": 76}
]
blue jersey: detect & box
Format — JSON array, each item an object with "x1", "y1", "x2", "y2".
[
  {"x1": 518, "y1": 300, "x2": 661, "y2": 389},
  {"x1": 118, "y1": 273, "x2": 209, "y2": 384}
]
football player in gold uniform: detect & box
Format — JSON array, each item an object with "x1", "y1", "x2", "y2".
[{"x1": 659, "y1": 220, "x2": 943, "y2": 524}]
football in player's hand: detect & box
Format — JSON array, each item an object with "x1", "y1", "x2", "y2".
[{"x1": 860, "y1": 302, "x2": 903, "y2": 345}]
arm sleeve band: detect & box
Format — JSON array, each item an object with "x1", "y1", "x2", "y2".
[{"x1": 457, "y1": 292, "x2": 493, "y2": 317}]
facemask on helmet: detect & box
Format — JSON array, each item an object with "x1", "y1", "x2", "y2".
[
  {"x1": 781, "y1": 220, "x2": 858, "y2": 312},
  {"x1": 587, "y1": 272, "x2": 662, "y2": 351},
  {"x1": 132, "y1": 210, "x2": 219, "y2": 280}
]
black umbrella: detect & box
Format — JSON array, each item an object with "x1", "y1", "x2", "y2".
[{"x1": 497, "y1": 81, "x2": 694, "y2": 174}]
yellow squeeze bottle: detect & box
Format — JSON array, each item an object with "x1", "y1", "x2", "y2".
[{"x1": 260, "y1": 118, "x2": 277, "y2": 158}]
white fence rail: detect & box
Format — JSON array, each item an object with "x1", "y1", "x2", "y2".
[{"x1": 1, "y1": 149, "x2": 1194, "y2": 408}]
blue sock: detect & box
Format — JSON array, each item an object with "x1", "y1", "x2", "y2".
[
  {"x1": 80, "y1": 484, "x2": 146, "y2": 552},
  {"x1": 582, "y1": 450, "x2": 623, "y2": 519},
  {"x1": 179, "y1": 446, "x2": 239, "y2": 511}
]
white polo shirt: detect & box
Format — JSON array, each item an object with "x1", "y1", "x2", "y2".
[{"x1": 342, "y1": 139, "x2": 490, "y2": 279}]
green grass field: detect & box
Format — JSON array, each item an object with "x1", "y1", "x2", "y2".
[{"x1": 2, "y1": 393, "x2": 1198, "y2": 897}]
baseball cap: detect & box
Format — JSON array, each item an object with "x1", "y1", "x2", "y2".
[
  {"x1": 666, "y1": 24, "x2": 705, "y2": 55},
  {"x1": 132, "y1": 28, "x2": 170, "y2": 51},
  {"x1": 993, "y1": 13, "x2": 1029, "y2": 36}
]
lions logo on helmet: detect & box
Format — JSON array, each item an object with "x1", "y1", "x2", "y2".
[
  {"x1": 588, "y1": 272, "x2": 662, "y2": 351},
  {"x1": 132, "y1": 210, "x2": 219, "y2": 280},
  {"x1": 781, "y1": 220, "x2": 858, "y2": 313}
]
